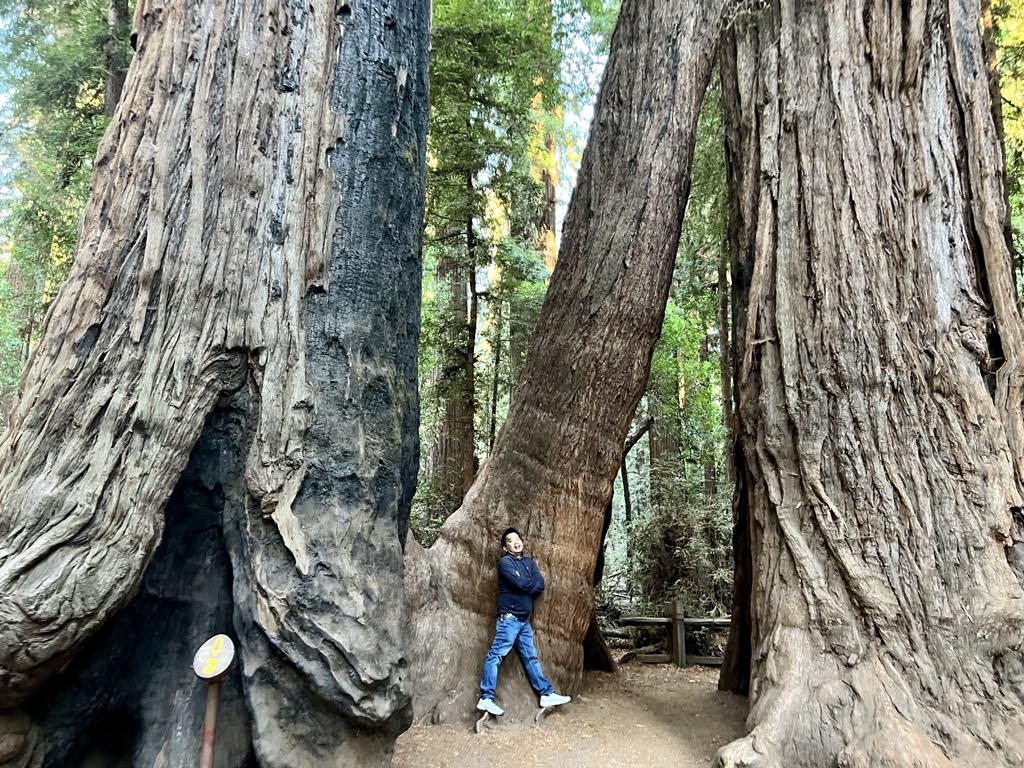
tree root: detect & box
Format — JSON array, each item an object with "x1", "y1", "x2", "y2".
[{"x1": 713, "y1": 626, "x2": 1024, "y2": 768}]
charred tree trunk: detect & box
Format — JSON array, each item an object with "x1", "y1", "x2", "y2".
[
  {"x1": 717, "y1": 1, "x2": 1024, "y2": 765},
  {"x1": 406, "y1": 0, "x2": 730, "y2": 724},
  {"x1": 717, "y1": 45, "x2": 754, "y2": 696},
  {"x1": 0, "y1": 0, "x2": 428, "y2": 765}
]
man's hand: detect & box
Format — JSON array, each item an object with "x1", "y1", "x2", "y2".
[{"x1": 498, "y1": 556, "x2": 542, "y2": 594}]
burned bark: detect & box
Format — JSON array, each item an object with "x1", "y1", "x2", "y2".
[
  {"x1": 0, "y1": 0, "x2": 427, "y2": 765},
  {"x1": 20, "y1": 406, "x2": 255, "y2": 768},
  {"x1": 406, "y1": 0, "x2": 731, "y2": 724},
  {"x1": 717, "y1": 0, "x2": 1024, "y2": 764}
]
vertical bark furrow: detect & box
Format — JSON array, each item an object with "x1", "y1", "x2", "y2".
[
  {"x1": 0, "y1": 0, "x2": 427, "y2": 763},
  {"x1": 719, "y1": 1, "x2": 1024, "y2": 765}
]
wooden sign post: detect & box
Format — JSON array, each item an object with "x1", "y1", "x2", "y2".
[{"x1": 192, "y1": 634, "x2": 235, "y2": 768}]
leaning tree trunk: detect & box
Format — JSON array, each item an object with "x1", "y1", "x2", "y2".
[
  {"x1": 0, "y1": 0, "x2": 427, "y2": 765},
  {"x1": 406, "y1": 0, "x2": 731, "y2": 724},
  {"x1": 717, "y1": 0, "x2": 1024, "y2": 765}
]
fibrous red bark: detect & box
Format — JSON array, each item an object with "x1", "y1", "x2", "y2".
[{"x1": 717, "y1": 0, "x2": 1024, "y2": 764}]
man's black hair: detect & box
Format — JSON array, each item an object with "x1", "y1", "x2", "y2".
[{"x1": 500, "y1": 527, "x2": 521, "y2": 547}]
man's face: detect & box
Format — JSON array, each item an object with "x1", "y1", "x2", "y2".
[{"x1": 503, "y1": 532, "x2": 524, "y2": 556}]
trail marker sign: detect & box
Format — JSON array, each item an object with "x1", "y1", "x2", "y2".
[
  {"x1": 192, "y1": 633, "x2": 235, "y2": 768},
  {"x1": 193, "y1": 634, "x2": 234, "y2": 681}
]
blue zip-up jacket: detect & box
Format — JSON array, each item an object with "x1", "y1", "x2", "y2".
[{"x1": 496, "y1": 553, "x2": 545, "y2": 619}]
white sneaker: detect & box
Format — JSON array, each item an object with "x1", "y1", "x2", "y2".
[
  {"x1": 476, "y1": 697, "x2": 504, "y2": 716},
  {"x1": 540, "y1": 692, "x2": 571, "y2": 707}
]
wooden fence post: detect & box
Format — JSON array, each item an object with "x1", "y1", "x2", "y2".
[{"x1": 670, "y1": 598, "x2": 687, "y2": 668}]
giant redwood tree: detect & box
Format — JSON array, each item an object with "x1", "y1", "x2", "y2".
[
  {"x1": 717, "y1": 0, "x2": 1024, "y2": 765},
  {"x1": 406, "y1": 0, "x2": 733, "y2": 723},
  {"x1": 0, "y1": 0, "x2": 427, "y2": 765}
]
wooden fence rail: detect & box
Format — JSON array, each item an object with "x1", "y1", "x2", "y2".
[{"x1": 618, "y1": 599, "x2": 731, "y2": 668}]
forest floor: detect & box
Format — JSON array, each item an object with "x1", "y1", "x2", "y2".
[{"x1": 393, "y1": 660, "x2": 748, "y2": 768}]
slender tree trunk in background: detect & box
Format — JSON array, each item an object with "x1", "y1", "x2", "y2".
[
  {"x1": 718, "y1": 250, "x2": 733, "y2": 473},
  {"x1": 539, "y1": 133, "x2": 558, "y2": 273},
  {"x1": 466, "y1": 278, "x2": 479, "y2": 486},
  {"x1": 431, "y1": 260, "x2": 466, "y2": 507},
  {"x1": 508, "y1": 299, "x2": 528, "y2": 388},
  {"x1": 0, "y1": 1, "x2": 427, "y2": 765},
  {"x1": 622, "y1": 418, "x2": 652, "y2": 529},
  {"x1": 509, "y1": 126, "x2": 558, "y2": 388},
  {"x1": 647, "y1": 410, "x2": 681, "y2": 462},
  {"x1": 981, "y1": 0, "x2": 1008, "y2": 150},
  {"x1": 717, "y1": 1, "x2": 1024, "y2": 764},
  {"x1": 703, "y1": 462, "x2": 717, "y2": 498},
  {"x1": 620, "y1": 461, "x2": 632, "y2": 525},
  {"x1": 488, "y1": 306, "x2": 502, "y2": 451},
  {"x1": 648, "y1": 409, "x2": 680, "y2": 508},
  {"x1": 621, "y1": 417, "x2": 649, "y2": 563},
  {"x1": 717, "y1": 47, "x2": 753, "y2": 697},
  {"x1": 406, "y1": 0, "x2": 730, "y2": 724},
  {"x1": 430, "y1": 177, "x2": 478, "y2": 516},
  {"x1": 699, "y1": 332, "x2": 719, "y2": 498},
  {"x1": 464, "y1": 172, "x2": 479, "y2": 492},
  {"x1": 980, "y1": 0, "x2": 1019, "y2": 292},
  {"x1": 103, "y1": 0, "x2": 129, "y2": 116}
]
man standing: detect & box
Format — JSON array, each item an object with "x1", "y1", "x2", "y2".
[{"x1": 476, "y1": 527, "x2": 571, "y2": 716}]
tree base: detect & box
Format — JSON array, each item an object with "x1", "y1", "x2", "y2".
[{"x1": 714, "y1": 627, "x2": 1024, "y2": 768}]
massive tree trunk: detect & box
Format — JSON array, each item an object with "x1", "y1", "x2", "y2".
[
  {"x1": 717, "y1": 0, "x2": 1024, "y2": 765},
  {"x1": 406, "y1": 0, "x2": 730, "y2": 724},
  {"x1": 0, "y1": 0, "x2": 427, "y2": 765}
]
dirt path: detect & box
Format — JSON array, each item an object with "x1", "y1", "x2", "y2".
[{"x1": 393, "y1": 663, "x2": 747, "y2": 768}]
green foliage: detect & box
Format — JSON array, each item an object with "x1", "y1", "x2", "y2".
[
  {"x1": 0, "y1": 0, "x2": 131, "y2": 422},
  {"x1": 994, "y1": 0, "x2": 1024, "y2": 288},
  {"x1": 622, "y1": 79, "x2": 732, "y2": 619},
  {"x1": 413, "y1": 0, "x2": 569, "y2": 536},
  {"x1": 628, "y1": 474, "x2": 733, "y2": 619}
]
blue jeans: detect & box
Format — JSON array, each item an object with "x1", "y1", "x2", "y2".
[{"x1": 479, "y1": 615, "x2": 554, "y2": 700}]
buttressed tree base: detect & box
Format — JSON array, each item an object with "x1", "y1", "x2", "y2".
[
  {"x1": 718, "y1": 0, "x2": 1024, "y2": 765},
  {"x1": 0, "y1": 0, "x2": 428, "y2": 765}
]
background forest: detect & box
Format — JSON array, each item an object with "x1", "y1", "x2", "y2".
[{"x1": 0, "y1": 0, "x2": 1022, "y2": 624}]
